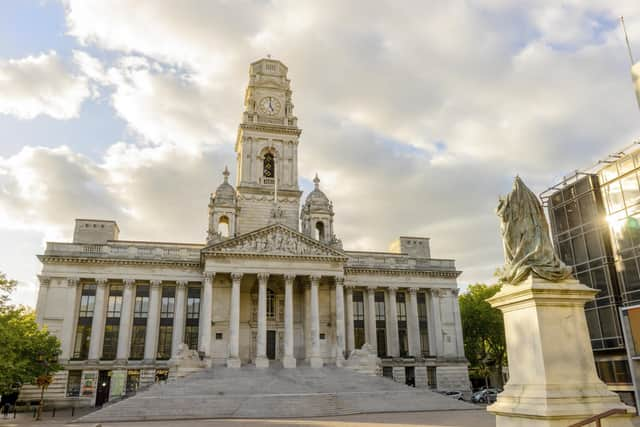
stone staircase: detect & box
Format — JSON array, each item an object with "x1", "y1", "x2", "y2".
[{"x1": 77, "y1": 365, "x2": 474, "y2": 423}]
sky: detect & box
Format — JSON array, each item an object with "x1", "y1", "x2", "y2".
[{"x1": 1, "y1": 1, "x2": 640, "y2": 307}]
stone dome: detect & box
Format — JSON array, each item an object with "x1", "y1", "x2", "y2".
[
  {"x1": 214, "y1": 167, "x2": 236, "y2": 206},
  {"x1": 304, "y1": 174, "x2": 332, "y2": 213}
]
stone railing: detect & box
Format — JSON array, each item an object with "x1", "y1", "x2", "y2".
[
  {"x1": 44, "y1": 242, "x2": 203, "y2": 262},
  {"x1": 345, "y1": 251, "x2": 456, "y2": 272}
]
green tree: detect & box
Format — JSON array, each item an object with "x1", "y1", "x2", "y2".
[
  {"x1": 0, "y1": 272, "x2": 61, "y2": 419},
  {"x1": 459, "y1": 283, "x2": 506, "y2": 389}
]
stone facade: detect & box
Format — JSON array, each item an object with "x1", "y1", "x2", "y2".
[{"x1": 32, "y1": 58, "x2": 469, "y2": 408}]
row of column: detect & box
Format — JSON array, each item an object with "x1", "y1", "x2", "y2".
[
  {"x1": 57, "y1": 277, "x2": 191, "y2": 362},
  {"x1": 344, "y1": 286, "x2": 425, "y2": 358},
  {"x1": 222, "y1": 273, "x2": 333, "y2": 369}
]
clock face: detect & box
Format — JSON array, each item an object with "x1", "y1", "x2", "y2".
[{"x1": 258, "y1": 96, "x2": 281, "y2": 116}]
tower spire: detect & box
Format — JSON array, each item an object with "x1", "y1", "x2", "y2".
[
  {"x1": 313, "y1": 173, "x2": 320, "y2": 189},
  {"x1": 222, "y1": 166, "x2": 230, "y2": 183}
]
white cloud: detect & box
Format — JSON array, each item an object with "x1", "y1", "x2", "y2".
[
  {"x1": 6, "y1": 1, "x2": 640, "y2": 309},
  {"x1": 0, "y1": 51, "x2": 89, "y2": 119}
]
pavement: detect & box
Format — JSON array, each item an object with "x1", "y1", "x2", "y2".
[{"x1": 0, "y1": 409, "x2": 496, "y2": 427}]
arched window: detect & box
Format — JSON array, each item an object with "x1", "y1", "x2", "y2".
[
  {"x1": 218, "y1": 216, "x2": 230, "y2": 237},
  {"x1": 267, "y1": 289, "x2": 275, "y2": 319},
  {"x1": 263, "y1": 153, "x2": 275, "y2": 178},
  {"x1": 315, "y1": 221, "x2": 325, "y2": 241}
]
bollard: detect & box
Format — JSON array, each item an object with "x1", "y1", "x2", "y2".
[
  {"x1": 52, "y1": 407, "x2": 56, "y2": 417},
  {"x1": 32, "y1": 407, "x2": 36, "y2": 418},
  {"x1": 71, "y1": 406, "x2": 75, "y2": 417},
  {"x1": 13, "y1": 406, "x2": 16, "y2": 419}
]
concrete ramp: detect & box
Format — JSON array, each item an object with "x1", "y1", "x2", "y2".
[{"x1": 76, "y1": 366, "x2": 474, "y2": 422}]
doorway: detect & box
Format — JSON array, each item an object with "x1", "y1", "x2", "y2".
[
  {"x1": 267, "y1": 330, "x2": 276, "y2": 360},
  {"x1": 95, "y1": 370, "x2": 111, "y2": 407}
]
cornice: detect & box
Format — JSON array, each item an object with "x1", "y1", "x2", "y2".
[
  {"x1": 344, "y1": 267, "x2": 461, "y2": 278},
  {"x1": 239, "y1": 123, "x2": 302, "y2": 136},
  {"x1": 38, "y1": 255, "x2": 201, "y2": 269}
]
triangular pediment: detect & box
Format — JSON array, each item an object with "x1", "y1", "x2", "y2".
[{"x1": 202, "y1": 223, "x2": 346, "y2": 259}]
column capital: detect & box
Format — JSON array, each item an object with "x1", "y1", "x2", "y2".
[
  {"x1": 38, "y1": 275, "x2": 51, "y2": 287},
  {"x1": 310, "y1": 274, "x2": 321, "y2": 286},
  {"x1": 408, "y1": 287, "x2": 419, "y2": 295},
  {"x1": 123, "y1": 278, "x2": 135, "y2": 289},
  {"x1": 257, "y1": 272, "x2": 270, "y2": 283},
  {"x1": 344, "y1": 283, "x2": 355, "y2": 290},
  {"x1": 366, "y1": 285, "x2": 377, "y2": 291},
  {"x1": 176, "y1": 280, "x2": 188, "y2": 288},
  {"x1": 284, "y1": 273, "x2": 296, "y2": 284},
  {"x1": 231, "y1": 272, "x2": 243, "y2": 283},
  {"x1": 452, "y1": 288, "x2": 460, "y2": 296},
  {"x1": 387, "y1": 285, "x2": 398, "y2": 294},
  {"x1": 67, "y1": 277, "x2": 80, "y2": 287},
  {"x1": 95, "y1": 278, "x2": 108, "y2": 288},
  {"x1": 335, "y1": 276, "x2": 344, "y2": 287},
  {"x1": 203, "y1": 272, "x2": 215, "y2": 281},
  {"x1": 150, "y1": 279, "x2": 162, "y2": 288}
]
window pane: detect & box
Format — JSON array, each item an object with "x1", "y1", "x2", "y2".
[
  {"x1": 606, "y1": 182, "x2": 625, "y2": 213},
  {"x1": 566, "y1": 201, "x2": 581, "y2": 229},
  {"x1": 553, "y1": 207, "x2": 569, "y2": 234},
  {"x1": 622, "y1": 173, "x2": 640, "y2": 207},
  {"x1": 584, "y1": 231, "x2": 603, "y2": 259},
  {"x1": 572, "y1": 236, "x2": 588, "y2": 265},
  {"x1": 578, "y1": 194, "x2": 598, "y2": 222},
  {"x1": 66, "y1": 371, "x2": 82, "y2": 397}
]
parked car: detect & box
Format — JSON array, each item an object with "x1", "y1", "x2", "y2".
[
  {"x1": 443, "y1": 391, "x2": 464, "y2": 401},
  {"x1": 471, "y1": 388, "x2": 498, "y2": 403}
]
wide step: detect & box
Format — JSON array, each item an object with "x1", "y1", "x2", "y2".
[{"x1": 77, "y1": 366, "x2": 474, "y2": 423}]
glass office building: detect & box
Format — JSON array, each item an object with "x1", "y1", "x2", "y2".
[{"x1": 544, "y1": 143, "x2": 640, "y2": 407}]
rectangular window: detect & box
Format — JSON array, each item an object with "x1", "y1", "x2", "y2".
[
  {"x1": 267, "y1": 289, "x2": 276, "y2": 319},
  {"x1": 417, "y1": 292, "x2": 429, "y2": 356},
  {"x1": 157, "y1": 325, "x2": 173, "y2": 360},
  {"x1": 66, "y1": 370, "x2": 82, "y2": 397},
  {"x1": 396, "y1": 292, "x2": 407, "y2": 322},
  {"x1": 134, "y1": 286, "x2": 149, "y2": 318},
  {"x1": 126, "y1": 370, "x2": 140, "y2": 394},
  {"x1": 353, "y1": 291, "x2": 365, "y2": 349},
  {"x1": 185, "y1": 325, "x2": 199, "y2": 350},
  {"x1": 78, "y1": 284, "x2": 96, "y2": 317},
  {"x1": 186, "y1": 287, "x2": 201, "y2": 319},
  {"x1": 72, "y1": 325, "x2": 91, "y2": 360},
  {"x1": 106, "y1": 286, "x2": 123, "y2": 318},
  {"x1": 102, "y1": 325, "x2": 119, "y2": 360},
  {"x1": 129, "y1": 325, "x2": 146, "y2": 360},
  {"x1": 375, "y1": 292, "x2": 385, "y2": 321},
  {"x1": 160, "y1": 286, "x2": 175, "y2": 319},
  {"x1": 622, "y1": 173, "x2": 640, "y2": 207},
  {"x1": 185, "y1": 287, "x2": 200, "y2": 350}
]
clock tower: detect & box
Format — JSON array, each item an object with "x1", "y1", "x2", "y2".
[{"x1": 234, "y1": 58, "x2": 302, "y2": 234}]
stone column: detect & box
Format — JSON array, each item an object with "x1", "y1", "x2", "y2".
[
  {"x1": 116, "y1": 279, "x2": 135, "y2": 362},
  {"x1": 35, "y1": 275, "x2": 50, "y2": 326},
  {"x1": 171, "y1": 280, "x2": 187, "y2": 358},
  {"x1": 255, "y1": 272, "x2": 269, "y2": 368},
  {"x1": 429, "y1": 288, "x2": 442, "y2": 357},
  {"x1": 407, "y1": 287, "x2": 422, "y2": 357},
  {"x1": 199, "y1": 272, "x2": 214, "y2": 356},
  {"x1": 304, "y1": 284, "x2": 311, "y2": 360},
  {"x1": 144, "y1": 280, "x2": 162, "y2": 361},
  {"x1": 335, "y1": 277, "x2": 346, "y2": 365},
  {"x1": 386, "y1": 287, "x2": 399, "y2": 357},
  {"x1": 60, "y1": 277, "x2": 80, "y2": 361},
  {"x1": 88, "y1": 278, "x2": 108, "y2": 361},
  {"x1": 366, "y1": 286, "x2": 378, "y2": 352},
  {"x1": 345, "y1": 284, "x2": 355, "y2": 353},
  {"x1": 227, "y1": 272, "x2": 242, "y2": 368},
  {"x1": 309, "y1": 275, "x2": 323, "y2": 368},
  {"x1": 451, "y1": 289, "x2": 465, "y2": 359},
  {"x1": 283, "y1": 274, "x2": 296, "y2": 368}
]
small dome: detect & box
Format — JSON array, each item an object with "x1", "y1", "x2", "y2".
[
  {"x1": 214, "y1": 166, "x2": 236, "y2": 206},
  {"x1": 304, "y1": 174, "x2": 331, "y2": 213}
]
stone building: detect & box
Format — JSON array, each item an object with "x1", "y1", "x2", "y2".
[{"x1": 32, "y1": 58, "x2": 469, "y2": 407}]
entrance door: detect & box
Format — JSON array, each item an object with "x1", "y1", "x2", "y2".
[
  {"x1": 266, "y1": 330, "x2": 277, "y2": 360},
  {"x1": 95, "y1": 370, "x2": 111, "y2": 407}
]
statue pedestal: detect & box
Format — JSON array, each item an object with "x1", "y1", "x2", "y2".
[{"x1": 487, "y1": 277, "x2": 634, "y2": 426}]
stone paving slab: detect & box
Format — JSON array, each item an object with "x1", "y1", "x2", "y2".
[{"x1": 76, "y1": 367, "x2": 476, "y2": 423}]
